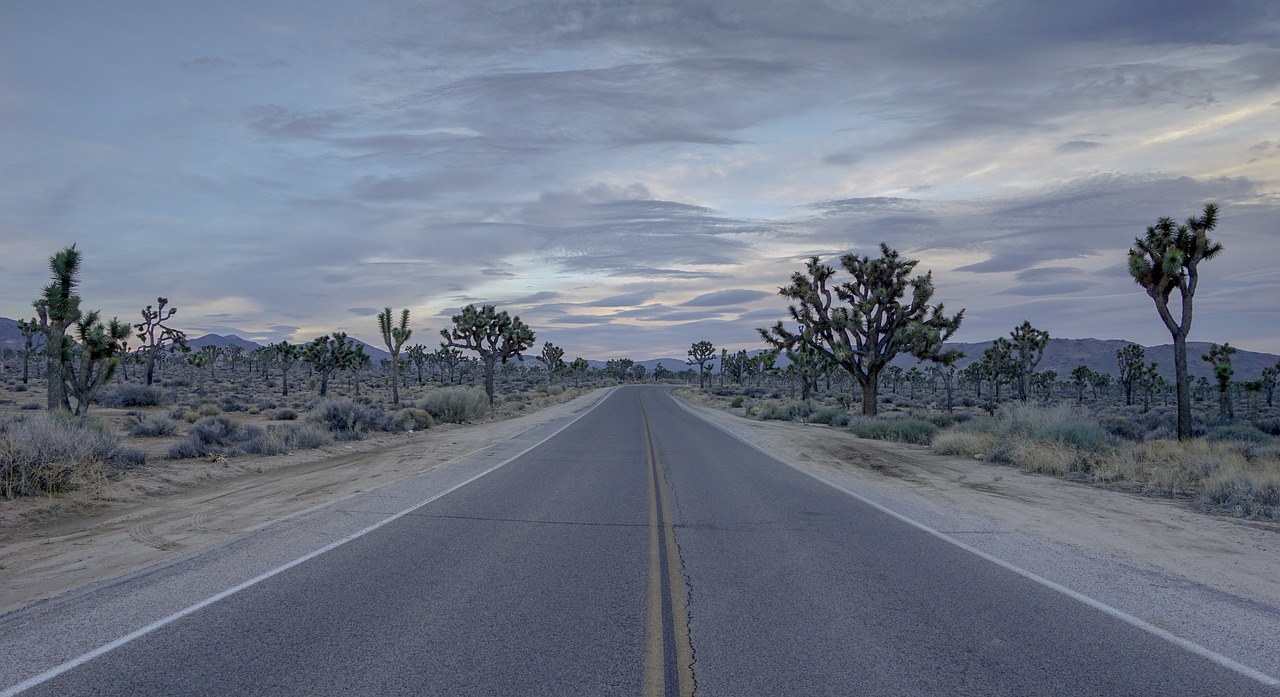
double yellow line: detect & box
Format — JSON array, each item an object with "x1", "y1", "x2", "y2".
[{"x1": 642, "y1": 402, "x2": 695, "y2": 697}]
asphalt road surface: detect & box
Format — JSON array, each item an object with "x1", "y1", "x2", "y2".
[{"x1": 5, "y1": 386, "x2": 1276, "y2": 695}]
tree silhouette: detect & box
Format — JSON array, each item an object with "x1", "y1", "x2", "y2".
[
  {"x1": 686, "y1": 341, "x2": 716, "y2": 388},
  {"x1": 759, "y1": 244, "x2": 962, "y2": 416},
  {"x1": 303, "y1": 332, "x2": 361, "y2": 397},
  {"x1": 1202, "y1": 342, "x2": 1236, "y2": 419},
  {"x1": 378, "y1": 308, "x2": 412, "y2": 404},
  {"x1": 1116, "y1": 343, "x2": 1146, "y2": 406},
  {"x1": 65, "y1": 310, "x2": 130, "y2": 416},
  {"x1": 1009, "y1": 320, "x2": 1049, "y2": 402},
  {"x1": 15, "y1": 318, "x2": 40, "y2": 384},
  {"x1": 441, "y1": 304, "x2": 535, "y2": 406},
  {"x1": 33, "y1": 245, "x2": 82, "y2": 411},
  {"x1": 135, "y1": 298, "x2": 188, "y2": 386},
  {"x1": 1128, "y1": 202, "x2": 1222, "y2": 439}
]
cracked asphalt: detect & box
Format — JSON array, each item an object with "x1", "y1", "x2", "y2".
[{"x1": 5, "y1": 386, "x2": 1276, "y2": 695}]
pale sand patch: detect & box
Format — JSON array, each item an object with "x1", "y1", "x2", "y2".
[
  {"x1": 677, "y1": 392, "x2": 1280, "y2": 612},
  {"x1": 0, "y1": 391, "x2": 607, "y2": 617}
]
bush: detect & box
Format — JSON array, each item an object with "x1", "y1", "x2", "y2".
[
  {"x1": 545, "y1": 384, "x2": 565, "y2": 396},
  {"x1": 129, "y1": 414, "x2": 178, "y2": 437},
  {"x1": 932, "y1": 431, "x2": 990, "y2": 458},
  {"x1": 854, "y1": 419, "x2": 937, "y2": 445},
  {"x1": 308, "y1": 398, "x2": 387, "y2": 440},
  {"x1": 289, "y1": 423, "x2": 333, "y2": 449},
  {"x1": 753, "y1": 400, "x2": 810, "y2": 422},
  {"x1": 271, "y1": 408, "x2": 299, "y2": 421},
  {"x1": 94, "y1": 384, "x2": 166, "y2": 408},
  {"x1": 391, "y1": 408, "x2": 433, "y2": 432},
  {"x1": 419, "y1": 387, "x2": 489, "y2": 423},
  {"x1": 1, "y1": 413, "x2": 143, "y2": 496},
  {"x1": 1201, "y1": 465, "x2": 1280, "y2": 519},
  {"x1": 196, "y1": 402, "x2": 222, "y2": 417},
  {"x1": 810, "y1": 407, "x2": 851, "y2": 427},
  {"x1": 1205, "y1": 424, "x2": 1272, "y2": 444}
]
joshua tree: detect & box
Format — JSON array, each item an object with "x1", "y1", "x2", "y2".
[
  {"x1": 33, "y1": 245, "x2": 83, "y2": 411},
  {"x1": 569, "y1": 357, "x2": 589, "y2": 387},
  {"x1": 1262, "y1": 364, "x2": 1278, "y2": 408},
  {"x1": 134, "y1": 298, "x2": 189, "y2": 386},
  {"x1": 1009, "y1": 320, "x2": 1049, "y2": 402},
  {"x1": 1070, "y1": 365, "x2": 1093, "y2": 403},
  {"x1": 1129, "y1": 202, "x2": 1222, "y2": 439},
  {"x1": 441, "y1": 304, "x2": 535, "y2": 407},
  {"x1": 759, "y1": 244, "x2": 963, "y2": 417},
  {"x1": 687, "y1": 341, "x2": 716, "y2": 388},
  {"x1": 537, "y1": 342, "x2": 566, "y2": 384},
  {"x1": 65, "y1": 310, "x2": 131, "y2": 416},
  {"x1": 1116, "y1": 343, "x2": 1146, "y2": 406},
  {"x1": 1203, "y1": 342, "x2": 1236, "y2": 419},
  {"x1": 16, "y1": 317, "x2": 40, "y2": 384},
  {"x1": 303, "y1": 332, "x2": 361, "y2": 397},
  {"x1": 271, "y1": 342, "x2": 300, "y2": 397},
  {"x1": 377, "y1": 308, "x2": 413, "y2": 404},
  {"x1": 405, "y1": 344, "x2": 430, "y2": 385},
  {"x1": 981, "y1": 338, "x2": 1015, "y2": 412},
  {"x1": 606, "y1": 358, "x2": 635, "y2": 382}
]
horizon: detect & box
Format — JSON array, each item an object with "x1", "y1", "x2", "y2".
[{"x1": 3, "y1": 2, "x2": 1278, "y2": 356}]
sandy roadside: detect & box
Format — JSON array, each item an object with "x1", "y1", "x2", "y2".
[{"x1": 0, "y1": 390, "x2": 610, "y2": 617}]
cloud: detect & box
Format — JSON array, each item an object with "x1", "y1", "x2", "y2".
[{"x1": 680, "y1": 289, "x2": 771, "y2": 307}]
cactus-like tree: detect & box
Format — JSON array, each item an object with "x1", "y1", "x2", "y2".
[
  {"x1": 1203, "y1": 342, "x2": 1236, "y2": 419},
  {"x1": 65, "y1": 310, "x2": 131, "y2": 415},
  {"x1": 271, "y1": 342, "x2": 300, "y2": 397},
  {"x1": 1009, "y1": 320, "x2": 1049, "y2": 402},
  {"x1": 1070, "y1": 365, "x2": 1093, "y2": 403},
  {"x1": 441, "y1": 304, "x2": 535, "y2": 406},
  {"x1": 537, "y1": 342, "x2": 566, "y2": 384},
  {"x1": 759, "y1": 244, "x2": 963, "y2": 416},
  {"x1": 16, "y1": 318, "x2": 40, "y2": 384},
  {"x1": 303, "y1": 332, "x2": 361, "y2": 396},
  {"x1": 1116, "y1": 343, "x2": 1146, "y2": 406},
  {"x1": 1262, "y1": 364, "x2": 1278, "y2": 409},
  {"x1": 687, "y1": 340, "x2": 716, "y2": 388},
  {"x1": 569, "y1": 357, "x2": 590, "y2": 387},
  {"x1": 377, "y1": 308, "x2": 413, "y2": 404},
  {"x1": 33, "y1": 245, "x2": 83, "y2": 411},
  {"x1": 134, "y1": 298, "x2": 189, "y2": 386},
  {"x1": 1128, "y1": 202, "x2": 1222, "y2": 439},
  {"x1": 406, "y1": 344, "x2": 430, "y2": 385}
]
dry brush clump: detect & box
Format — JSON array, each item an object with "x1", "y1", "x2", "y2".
[
  {"x1": 418, "y1": 386, "x2": 489, "y2": 423},
  {"x1": 929, "y1": 402, "x2": 1280, "y2": 520},
  {"x1": 1, "y1": 412, "x2": 146, "y2": 497}
]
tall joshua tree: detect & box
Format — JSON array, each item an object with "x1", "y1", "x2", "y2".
[
  {"x1": 687, "y1": 340, "x2": 716, "y2": 388},
  {"x1": 441, "y1": 304, "x2": 535, "y2": 407},
  {"x1": 303, "y1": 332, "x2": 361, "y2": 397},
  {"x1": 1128, "y1": 202, "x2": 1222, "y2": 440},
  {"x1": 537, "y1": 342, "x2": 566, "y2": 384},
  {"x1": 16, "y1": 318, "x2": 40, "y2": 384},
  {"x1": 378, "y1": 307, "x2": 412, "y2": 404},
  {"x1": 65, "y1": 310, "x2": 131, "y2": 416},
  {"x1": 1203, "y1": 342, "x2": 1236, "y2": 420},
  {"x1": 1116, "y1": 343, "x2": 1146, "y2": 406},
  {"x1": 33, "y1": 245, "x2": 83, "y2": 411},
  {"x1": 1009, "y1": 320, "x2": 1049, "y2": 402},
  {"x1": 760, "y1": 244, "x2": 963, "y2": 416},
  {"x1": 271, "y1": 341, "x2": 300, "y2": 397},
  {"x1": 135, "y1": 297, "x2": 188, "y2": 386}
]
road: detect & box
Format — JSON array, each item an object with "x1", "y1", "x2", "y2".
[{"x1": 3, "y1": 386, "x2": 1276, "y2": 695}]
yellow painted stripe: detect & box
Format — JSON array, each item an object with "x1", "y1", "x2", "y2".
[{"x1": 640, "y1": 399, "x2": 696, "y2": 697}]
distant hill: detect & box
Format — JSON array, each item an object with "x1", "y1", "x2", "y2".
[
  {"x1": 892, "y1": 338, "x2": 1279, "y2": 381},
  {"x1": 0, "y1": 317, "x2": 44, "y2": 351}
]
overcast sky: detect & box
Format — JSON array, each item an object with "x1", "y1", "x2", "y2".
[{"x1": 2, "y1": 0, "x2": 1278, "y2": 359}]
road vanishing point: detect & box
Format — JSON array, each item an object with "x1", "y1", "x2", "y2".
[{"x1": 2, "y1": 386, "x2": 1277, "y2": 695}]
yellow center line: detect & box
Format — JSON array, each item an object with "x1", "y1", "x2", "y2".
[{"x1": 641, "y1": 399, "x2": 695, "y2": 697}]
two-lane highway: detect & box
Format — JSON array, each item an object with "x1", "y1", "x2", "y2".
[{"x1": 5, "y1": 386, "x2": 1276, "y2": 695}]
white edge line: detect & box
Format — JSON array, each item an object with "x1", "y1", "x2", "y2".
[
  {"x1": 671, "y1": 396, "x2": 1280, "y2": 688},
  {"x1": 2, "y1": 387, "x2": 618, "y2": 697}
]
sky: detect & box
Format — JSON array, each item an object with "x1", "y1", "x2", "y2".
[{"x1": 2, "y1": 0, "x2": 1278, "y2": 360}]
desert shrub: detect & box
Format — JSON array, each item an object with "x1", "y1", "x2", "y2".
[
  {"x1": 233, "y1": 425, "x2": 293, "y2": 456},
  {"x1": 1204, "y1": 423, "x2": 1271, "y2": 444},
  {"x1": 956, "y1": 415, "x2": 999, "y2": 434},
  {"x1": 196, "y1": 402, "x2": 222, "y2": 417},
  {"x1": 289, "y1": 423, "x2": 333, "y2": 449},
  {"x1": 854, "y1": 419, "x2": 937, "y2": 445},
  {"x1": 391, "y1": 408, "x2": 433, "y2": 432},
  {"x1": 545, "y1": 384, "x2": 565, "y2": 396},
  {"x1": 13, "y1": 384, "x2": 27, "y2": 393},
  {"x1": 271, "y1": 408, "x2": 299, "y2": 421},
  {"x1": 94, "y1": 384, "x2": 166, "y2": 408},
  {"x1": 1200, "y1": 465, "x2": 1280, "y2": 519},
  {"x1": 810, "y1": 407, "x2": 852, "y2": 427},
  {"x1": 419, "y1": 387, "x2": 489, "y2": 423},
  {"x1": 1036, "y1": 420, "x2": 1113, "y2": 452},
  {"x1": 1, "y1": 412, "x2": 144, "y2": 497},
  {"x1": 129, "y1": 414, "x2": 178, "y2": 437},
  {"x1": 20, "y1": 402, "x2": 41, "y2": 410},
  {"x1": 188, "y1": 416, "x2": 240, "y2": 446},
  {"x1": 931, "y1": 431, "x2": 990, "y2": 458},
  {"x1": 308, "y1": 398, "x2": 387, "y2": 440},
  {"x1": 730, "y1": 396, "x2": 745, "y2": 408},
  {"x1": 753, "y1": 400, "x2": 810, "y2": 422}
]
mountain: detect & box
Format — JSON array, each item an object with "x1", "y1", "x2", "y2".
[
  {"x1": 0, "y1": 317, "x2": 44, "y2": 351},
  {"x1": 891, "y1": 338, "x2": 1279, "y2": 381}
]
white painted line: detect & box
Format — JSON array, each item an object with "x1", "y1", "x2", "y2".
[
  {"x1": 1, "y1": 388, "x2": 616, "y2": 697},
  {"x1": 673, "y1": 396, "x2": 1280, "y2": 688}
]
